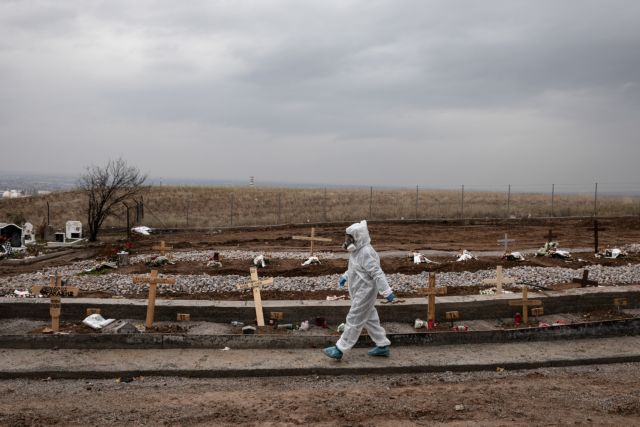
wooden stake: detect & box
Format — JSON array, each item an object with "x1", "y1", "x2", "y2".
[
  {"x1": 292, "y1": 227, "x2": 332, "y2": 257},
  {"x1": 591, "y1": 220, "x2": 607, "y2": 253},
  {"x1": 572, "y1": 270, "x2": 598, "y2": 287},
  {"x1": 482, "y1": 265, "x2": 515, "y2": 295},
  {"x1": 132, "y1": 270, "x2": 176, "y2": 328},
  {"x1": 508, "y1": 288, "x2": 542, "y2": 325},
  {"x1": 544, "y1": 229, "x2": 558, "y2": 243},
  {"x1": 236, "y1": 267, "x2": 274, "y2": 327}
]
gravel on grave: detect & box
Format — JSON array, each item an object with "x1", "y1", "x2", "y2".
[{"x1": 2, "y1": 249, "x2": 640, "y2": 297}]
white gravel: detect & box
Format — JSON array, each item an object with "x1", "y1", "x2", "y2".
[
  {"x1": 130, "y1": 250, "x2": 339, "y2": 264},
  {"x1": 2, "y1": 249, "x2": 640, "y2": 297}
]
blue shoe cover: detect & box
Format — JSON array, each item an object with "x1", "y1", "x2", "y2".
[
  {"x1": 367, "y1": 346, "x2": 390, "y2": 357},
  {"x1": 323, "y1": 346, "x2": 343, "y2": 360}
]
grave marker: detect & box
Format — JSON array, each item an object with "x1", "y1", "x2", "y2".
[
  {"x1": 417, "y1": 272, "x2": 447, "y2": 328},
  {"x1": 544, "y1": 229, "x2": 558, "y2": 243},
  {"x1": 446, "y1": 311, "x2": 460, "y2": 328},
  {"x1": 31, "y1": 274, "x2": 80, "y2": 332},
  {"x1": 236, "y1": 267, "x2": 274, "y2": 327},
  {"x1": 531, "y1": 307, "x2": 544, "y2": 318},
  {"x1": 482, "y1": 266, "x2": 515, "y2": 295},
  {"x1": 497, "y1": 233, "x2": 515, "y2": 254},
  {"x1": 132, "y1": 270, "x2": 176, "y2": 328},
  {"x1": 572, "y1": 270, "x2": 598, "y2": 287},
  {"x1": 292, "y1": 227, "x2": 332, "y2": 256},
  {"x1": 153, "y1": 240, "x2": 173, "y2": 257},
  {"x1": 270, "y1": 312, "x2": 284, "y2": 321},
  {"x1": 590, "y1": 220, "x2": 606, "y2": 253},
  {"x1": 508, "y1": 288, "x2": 542, "y2": 325},
  {"x1": 613, "y1": 298, "x2": 628, "y2": 313}
]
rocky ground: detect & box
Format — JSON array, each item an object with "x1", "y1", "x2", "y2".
[{"x1": 1, "y1": 363, "x2": 639, "y2": 426}]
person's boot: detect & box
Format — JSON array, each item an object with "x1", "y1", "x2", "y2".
[
  {"x1": 322, "y1": 346, "x2": 343, "y2": 360},
  {"x1": 367, "y1": 346, "x2": 390, "y2": 357}
]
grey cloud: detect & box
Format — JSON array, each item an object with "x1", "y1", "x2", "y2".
[{"x1": 1, "y1": 0, "x2": 639, "y2": 186}]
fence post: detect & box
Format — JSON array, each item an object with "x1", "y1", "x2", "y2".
[
  {"x1": 277, "y1": 192, "x2": 281, "y2": 225},
  {"x1": 230, "y1": 193, "x2": 234, "y2": 226},
  {"x1": 415, "y1": 185, "x2": 419, "y2": 219},
  {"x1": 506, "y1": 184, "x2": 511, "y2": 218},
  {"x1": 323, "y1": 188, "x2": 327, "y2": 223},
  {"x1": 185, "y1": 194, "x2": 191, "y2": 227},
  {"x1": 460, "y1": 185, "x2": 465, "y2": 219},
  {"x1": 551, "y1": 183, "x2": 555, "y2": 217},
  {"x1": 594, "y1": 182, "x2": 598, "y2": 217},
  {"x1": 369, "y1": 186, "x2": 373, "y2": 220}
]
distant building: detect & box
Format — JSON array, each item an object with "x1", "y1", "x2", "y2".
[{"x1": 1, "y1": 190, "x2": 24, "y2": 198}]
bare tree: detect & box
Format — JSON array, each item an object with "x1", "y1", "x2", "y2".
[{"x1": 78, "y1": 158, "x2": 147, "y2": 241}]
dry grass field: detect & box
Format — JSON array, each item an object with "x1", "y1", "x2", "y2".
[{"x1": 1, "y1": 185, "x2": 639, "y2": 231}]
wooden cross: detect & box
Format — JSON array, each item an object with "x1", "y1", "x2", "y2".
[
  {"x1": 544, "y1": 229, "x2": 558, "y2": 243},
  {"x1": 292, "y1": 227, "x2": 332, "y2": 256},
  {"x1": 235, "y1": 267, "x2": 274, "y2": 327},
  {"x1": 572, "y1": 269, "x2": 598, "y2": 287},
  {"x1": 417, "y1": 272, "x2": 447, "y2": 326},
  {"x1": 132, "y1": 270, "x2": 176, "y2": 328},
  {"x1": 508, "y1": 288, "x2": 542, "y2": 325},
  {"x1": 31, "y1": 273, "x2": 79, "y2": 332},
  {"x1": 482, "y1": 265, "x2": 515, "y2": 295},
  {"x1": 152, "y1": 240, "x2": 173, "y2": 257},
  {"x1": 591, "y1": 220, "x2": 606, "y2": 253},
  {"x1": 497, "y1": 233, "x2": 515, "y2": 254}
]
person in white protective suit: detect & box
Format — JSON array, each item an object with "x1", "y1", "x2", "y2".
[{"x1": 323, "y1": 220, "x2": 395, "y2": 360}]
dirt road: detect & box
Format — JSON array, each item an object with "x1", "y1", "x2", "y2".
[{"x1": 1, "y1": 364, "x2": 639, "y2": 426}]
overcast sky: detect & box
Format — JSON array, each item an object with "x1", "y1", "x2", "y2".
[{"x1": 1, "y1": 0, "x2": 639, "y2": 190}]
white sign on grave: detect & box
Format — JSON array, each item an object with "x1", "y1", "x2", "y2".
[
  {"x1": 22, "y1": 222, "x2": 35, "y2": 245},
  {"x1": 65, "y1": 221, "x2": 82, "y2": 240}
]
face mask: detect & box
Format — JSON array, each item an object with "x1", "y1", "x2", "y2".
[{"x1": 343, "y1": 235, "x2": 356, "y2": 252}]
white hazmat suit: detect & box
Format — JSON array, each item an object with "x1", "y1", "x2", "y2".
[{"x1": 335, "y1": 220, "x2": 393, "y2": 353}]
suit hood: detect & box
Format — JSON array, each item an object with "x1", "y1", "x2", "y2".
[{"x1": 346, "y1": 220, "x2": 371, "y2": 250}]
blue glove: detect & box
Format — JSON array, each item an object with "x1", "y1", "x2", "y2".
[
  {"x1": 386, "y1": 292, "x2": 395, "y2": 303},
  {"x1": 338, "y1": 274, "x2": 348, "y2": 288}
]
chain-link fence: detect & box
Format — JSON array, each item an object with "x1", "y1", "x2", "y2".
[{"x1": 2, "y1": 183, "x2": 639, "y2": 231}]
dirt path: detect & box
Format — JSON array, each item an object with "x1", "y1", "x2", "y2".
[{"x1": 1, "y1": 363, "x2": 639, "y2": 426}]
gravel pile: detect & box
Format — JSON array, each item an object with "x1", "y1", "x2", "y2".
[{"x1": 2, "y1": 251, "x2": 640, "y2": 297}]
